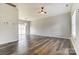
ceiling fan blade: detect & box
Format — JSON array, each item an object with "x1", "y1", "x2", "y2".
[
  {"x1": 41, "y1": 7, "x2": 44, "y2": 9},
  {"x1": 41, "y1": 10, "x2": 43, "y2": 12},
  {"x1": 44, "y1": 12, "x2": 47, "y2": 14}
]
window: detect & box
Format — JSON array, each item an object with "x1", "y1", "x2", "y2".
[{"x1": 72, "y1": 10, "x2": 76, "y2": 41}]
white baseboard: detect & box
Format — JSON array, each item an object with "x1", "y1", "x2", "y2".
[{"x1": 30, "y1": 34, "x2": 70, "y2": 39}]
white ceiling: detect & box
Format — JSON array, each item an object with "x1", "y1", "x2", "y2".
[{"x1": 16, "y1": 3, "x2": 72, "y2": 21}]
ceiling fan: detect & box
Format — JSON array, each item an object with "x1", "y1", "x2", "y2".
[{"x1": 38, "y1": 6, "x2": 47, "y2": 14}]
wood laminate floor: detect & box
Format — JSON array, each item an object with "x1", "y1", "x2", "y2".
[{"x1": 11, "y1": 35, "x2": 76, "y2": 55}]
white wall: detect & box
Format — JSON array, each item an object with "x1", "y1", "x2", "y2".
[
  {"x1": 30, "y1": 13, "x2": 71, "y2": 39},
  {"x1": 0, "y1": 4, "x2": 18, "y2": 44}
]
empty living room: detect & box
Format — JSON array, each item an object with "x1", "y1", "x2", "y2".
[{"x1": 0, "y1": 3, "x2": 79, "y2": 55}]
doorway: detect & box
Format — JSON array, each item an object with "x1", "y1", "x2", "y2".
[
  {"x1": 18, "y1": 23, "x2": 27, "y2": 44},
  {"x1": 12, "y1": 20, "x2": 30, "y2": 54}
]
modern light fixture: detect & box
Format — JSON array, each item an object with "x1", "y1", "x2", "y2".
[{"x1": 38, "y1": 6, "x2": 47, "y2": 14}]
